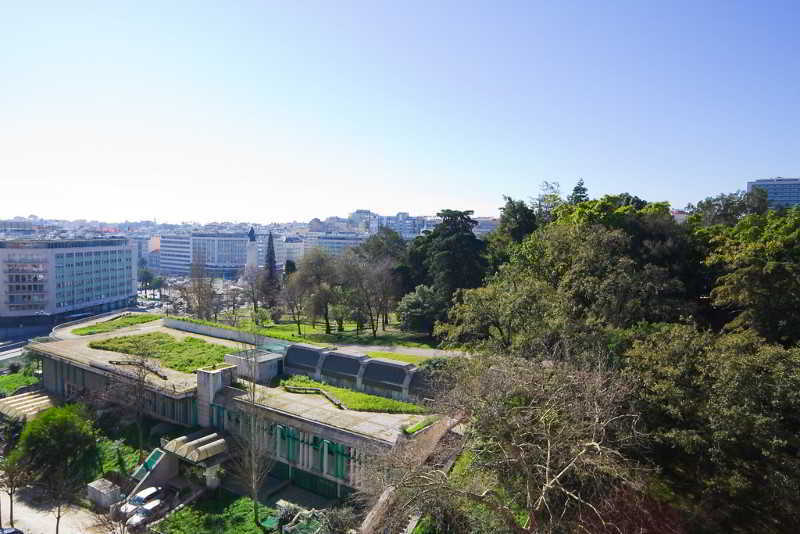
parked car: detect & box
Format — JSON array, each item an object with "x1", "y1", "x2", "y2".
[
  {"x1": 126, "y1": 499, "x2": 162, "y2": 529},
  {"x1": 119, "y1": 486, "x2": 162, "y2": 517},
  {"x1": 0, "y1": 528, "x2": 24, "y2": 534}
]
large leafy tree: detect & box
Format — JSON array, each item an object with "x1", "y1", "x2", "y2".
[
  {"x1": 625, "y1": 324, "x2": 800, "y2": 533},
  {"x1": 395, "y1": 284, "x2": 442, "y2": 336},
  {"x1": 497, "y1": 196, "x2": 537, "y2": 244},
  {"x1": 400, "y1": 210, "x2": 487, "y2": 319},
  {"x1": 686, "y1": 188, "x2": 768, "y2": 227},
  {"x1": 705, "y1": 207, "x2": 800, "y2": 345},
  {"x1": 295, "y1": 248, "x2": 337, "y2": 334},
  {"x1": 442, "y1": 223, "x2": 690, "y2": 361}
]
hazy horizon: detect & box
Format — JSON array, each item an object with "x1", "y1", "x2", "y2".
[{"x1": 2, "y1": 1, "x2": 798, "y2": 224}]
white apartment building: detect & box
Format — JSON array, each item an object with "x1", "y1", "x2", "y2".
[
  {"x1": 272, "y1": 235, "x2": 305, "y2": 268},
  {"x1": 158, "y1": 233, "x2": 249, "y2": 279},
  {"x1": 0, "y1": 238, "x2": 136, "y2": 323}
]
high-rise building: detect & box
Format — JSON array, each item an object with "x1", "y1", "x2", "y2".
[
  {"x1": 747, "y1": 178, "x2": 800, "y2": 208},
  {"x1": 0, "y1": 238, "x2": 136, "y2": 324}
]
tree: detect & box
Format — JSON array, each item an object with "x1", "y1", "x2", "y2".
[
  {"x1": 259, "y1": 232, "x2": 280, "y2": 309},
  {"x1": 14, "y1": 404, "x2": 97, "y2": 480},
  {"x1": 395, "y1": 285, "x2": 442, "y2": 337},
  {"x1": 284, "y1": 259, "x2": 297, "y2": 276},
  {"x1": 567, "y1": 178, "x2": 590, "y2": 204},
  {"x1": 228, "y1": 331, "x2": 275, "y2": 533},
  {"x1": 625, "y1": 324, "x2": 800, "y2": 532},
  {"x1": 532, "y1": 181, "x2": 563, "y2": 224},
  {"x1": 497, "y1": 196, "x2": 537, "y2": 243},
  {"x1": 183, "y1": 254, "x2": 217, "y2": 320},
  {"x1": 705, "y1": 207, "x2": 800, "y2": 345},
  {"x1": 686, "y1": 188, "x2": 768, "y2": 227},
  {"x1": 282, "y1": 272, "x2": 307, "y2": 336},
  {"x1": 0, "y1": 452, "x2": 30, "y2": 527},
  {"x1": 107, "y1": 350, "x2": 165, "y2": 462},
  {"x1": 138, "y1": 268, "x2": 154, "y2": 296},
  {"x1": 295, "y1": 248, "x2": 337, "y2": 334},
  {"x1": 338, "y1": 252, "x2": 389, "y2": 338},
  {"x1": 366, "y1": 355, "x2": 645, "y2": 533}
]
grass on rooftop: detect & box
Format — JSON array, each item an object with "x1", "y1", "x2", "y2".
[
  {"x1": 72, "y1": 313, "x2": 162, "y2": 335},
  {"x1": 89, "y1": 332, "x2": 231, "y2": 373},
  {"x1": 0, "y1": 372, "x2": 39, "y2": 396},
  {"x1": 280, "y1": 375, "x2": 426, "y2": 414},
  {"x1": 158, "y1": 489, "x2": 275, "y2": 534},
  {"x1": 367, "y1": 351, "x2": 432, "y2": 365}
]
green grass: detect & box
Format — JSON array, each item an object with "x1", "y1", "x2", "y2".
[
  {"x1": 158, "y1": 489, "x2": 275, "y2": 534},
  {"x1": 367, "y1": 351, "x2": 432, "y2": 365},
  {"x1": 0, "y1": 372, "x2": 38, "y2": 396},
  {"x1": 280, "y1": 375, "x2": 426, "y2": 414},
  {"x1": 404, "y1": 416, "x2": 439, "y2": 435},
  {"x1": 95, "y1": 435, "x2": 140, "y2": 478},
  {"x1": 89, "y1": 332, "x2": 232, "y2": 373},
  {"x1": 72, "y1": 313, "x2": 162, "y2": 335},
  {"x1": 171, "y1": 316, "x2": 438, "y2": 349}
]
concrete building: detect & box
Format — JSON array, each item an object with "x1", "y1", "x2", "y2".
[
  {"x1": 191, "y1": 233, "x2": 248, "y2": 279},
  {"x1": 747, "y1": 177, "x2": 800, "y2": 208},
  {"x1": 0, "y1": 238, "x2": 136, "y2": 326},
  {"x1": 159, "y1": 235, "x2": 191, "y2": 276},
  {"x1": 158, "y1": 233, "x2": 249, "y2": 278},
  {"x1": 273, "y1": 235, "x2": 305, "y2": 268},
  {"x1": 23, "y1": 316, "x2": 444, "y2": 500}
]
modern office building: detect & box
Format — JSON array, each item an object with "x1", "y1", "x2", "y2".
[
  {"x1": 191, "y1": 233, "x2": 249, "y2": 279},
  {"x1": 747, "y1": 177, "x2": 800, "y2": 208},
  {"x1": 158, "y1": 233, "x2": 249, "y2": 279},
  {"x1": 159, "y1": 235, "x2": 191, "y2": 276},
  {"x1": 0, "y1": 238, "x2": 136, "y2": 325}
]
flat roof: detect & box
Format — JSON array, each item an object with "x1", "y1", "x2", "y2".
[
  {"x1": 225, "y1": 384, "x2": 425, "y2": 446},
  {"x1": 30, "y1": 318, "x2": 246, "y2": 395}
]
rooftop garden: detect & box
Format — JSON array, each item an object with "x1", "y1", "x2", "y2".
[
  {"x1": 170, "y1": 316, "x2": 437, "y2": 349},
  {"x1": 158, "y1": 489, "x2": 275, "y2": 534},
  {"x1": 280, "y1": 375, "x2": 426, "y2": 414},
  {"x1": 72, "y1": 313, "x2": 162, "y2": 335},
  {"x1": 89, "y1": 332, "x2": 231, "y2": 373}
]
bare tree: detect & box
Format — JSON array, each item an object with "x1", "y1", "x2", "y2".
[
  {"x1": 184, "y1": 252, "x2": 217, "y2": 320},
  {"x1": 241, "y1": 268, "x2": 262, "y2": 316},
  {"x1": 227, "y1": 330, "x2": 275, "y2": 533},
  {"x1": 363, "y1": 354, "x2": 646, "y2": 533},
  {"x1": 89, "y1": 509, "x2": 128, "y2": 534},
  {"x1": 107, "y1": 348, "x2": 167, "y2": 463},
  {"x1": 46, "y1": 466, "x2": 82, "y2": 534}
]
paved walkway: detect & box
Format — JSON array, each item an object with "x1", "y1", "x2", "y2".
[{"x1": 0, "y1": 490, "x2": 102, "y2": 534}]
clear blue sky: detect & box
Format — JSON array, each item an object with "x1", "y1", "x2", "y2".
[{"x1": 1, "y1": 0, "x2": 798, "y2": 223}]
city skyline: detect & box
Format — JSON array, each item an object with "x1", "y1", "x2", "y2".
[{"x1": 2, "y1": 1, "x2": 799, "y2": 223}]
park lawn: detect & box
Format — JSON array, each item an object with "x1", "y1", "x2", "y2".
[
  {"x1": 72, "y1": 313, "x2": 162, "y2": 335},
  {"x1": 367, "y1": 351, "x2": 432, "y2": 365},
  {"x1": 158, "y1": 489, "x2": 275, "y2": 534},
  {"x1": 89, "y1": 332, "x2": 231, "y2": 373},
  {"x1": 0, "y1": 372, "x2": 38, "y2": 395},
  {"x1": 280, "y1": 375, "x2": 426, "y2": 414}
]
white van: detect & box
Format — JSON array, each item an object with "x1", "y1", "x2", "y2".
[
  {"x1": 126, "y1": 499, "x2": 161, "y2": 529},
  {"x1": 119, "y1": 486, "x2": 161, "y2": 517}
]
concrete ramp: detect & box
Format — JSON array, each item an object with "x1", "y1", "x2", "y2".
[{"x1": 0, "y1": 389, "x2": 58, "y2": 420}]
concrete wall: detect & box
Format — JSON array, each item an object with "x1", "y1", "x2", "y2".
[{"x1": 164, "y1": 317, "x2": 287, "y2": 348}]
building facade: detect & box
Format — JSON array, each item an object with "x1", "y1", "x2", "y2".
[
  {"x1": 159, "y1": 235, "x2": 191, "y2": 276},
  {"x1": 0, "y1": 238, "x2": 136, "y2": 324},
  {"x1": 747, "y1": 177, "x2": 800, "y2": 208}
]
